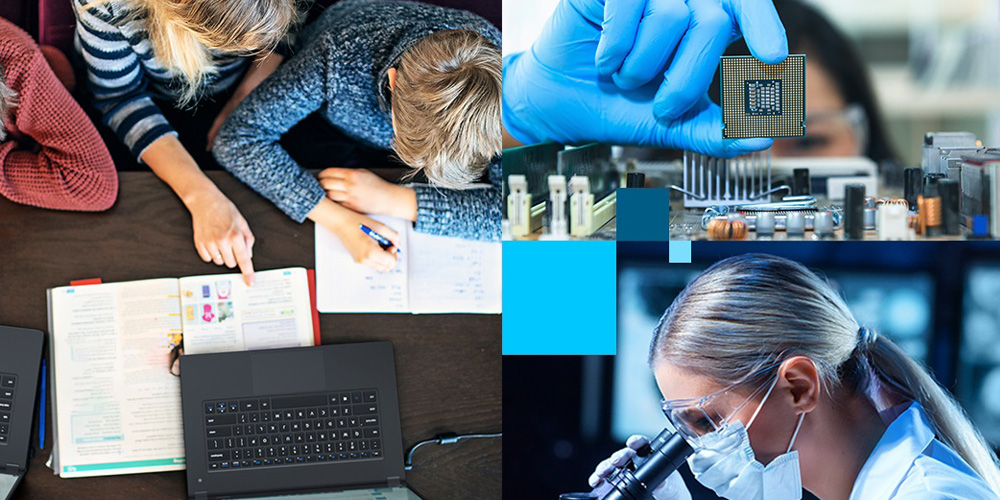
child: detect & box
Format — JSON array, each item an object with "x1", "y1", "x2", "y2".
[
  {"x1": 0, "y1": 17, "x2": 116, "y2": 211},
  {"x1": 74, "y1": 0, "x2": 303, "y2": 285},
  {"x1": 213, "y1": 0, "x2": 501, "y2": 272}
]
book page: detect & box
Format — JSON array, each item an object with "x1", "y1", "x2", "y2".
[
  {"x1": 407, "y1": 231, "x2": 502, "y2": 314},
  {"x1": 178, "y1": 268, "x2": 314, "y2": 355},
  {"x1": 316, "y1": 217, "x2": 410, "y2": 313},
  {"x1": 48, "y1": 279, "x2": 186, "y2": 478}
]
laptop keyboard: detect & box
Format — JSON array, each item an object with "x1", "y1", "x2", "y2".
[
  {"x1": 203, "y1": 389, "x2": 382, "y2": 472},
  {"x1": 0, "y1": 373, "x2": 14, "y2": 445}
]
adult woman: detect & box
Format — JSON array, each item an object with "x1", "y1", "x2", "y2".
[
  {"x1": 74, "y1": 0, "x2": 302, "y2": 285},
  {"x1": 592, "y1": 255, "x2": 1000, "y2": 499},
  {"x1": 715, "y1": 0, "x2": 899, "y2": 164}
]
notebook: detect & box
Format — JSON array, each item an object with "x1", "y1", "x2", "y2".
[
  {"x1": 315, "y1": 217, "x2": 501, "y2": 314},
  {"x1": 45, "y1": 268, "x2": 319, "y2": 478}
]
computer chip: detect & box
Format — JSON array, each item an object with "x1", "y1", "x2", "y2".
[{"x1": 720, "y1": 55, "x2": 805, "y2": 139}]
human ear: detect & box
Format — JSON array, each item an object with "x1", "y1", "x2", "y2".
[
  {"x1": 778, "y1": 356, "x2": 820, "y2": 414},
  {"x1": 387, "y1": 67, "x2": 397, "y2": 91}
]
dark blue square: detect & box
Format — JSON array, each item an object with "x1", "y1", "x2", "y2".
[{"x1": 617, "y1": 188, "x2": 671, "y2": 241}]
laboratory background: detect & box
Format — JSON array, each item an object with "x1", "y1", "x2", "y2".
[
  {"x1": 504, "y1": 0, "x2": 1000, "y2": 166},
  {"x1": 503, "y1": 241, "x2": 1000, "y2": 499}
]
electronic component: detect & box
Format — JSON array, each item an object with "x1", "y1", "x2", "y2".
[
  {"x1": 786, "y1": 212, "x2": 806, "y2": 236},
  {"x1": 844, "y1": 184, "x2": 866, "y2": 239},
  {"x1": 507, "y1": 175, "x2": 531, "y2": 237},
  {"x1": 561, "y1": 144, "x2": 618, "y2": 236},
  {"x1": 792, "y1": 168, "x2": 811, "y2": 196},
  {"x1": 877, "y1": 203, "x2": 912, "y2": 240},
  {"x1": 922, "y1": 131, "x2": 980, "y2": 177},
  {"x1": 569, "y1": 176, "x2": 594, "y2": 237},
  {"x1": 626, "y1": 172, "x2": 645, "y2": 188},
  {"x1": 547, "y1": 175, "x2": 569, "y2": 237},
  {"x1": 670, "y1": 150, "x2": 786, "y2": 208},
  {"x1": 904, "y1": 167, "x2": 923, "y2": 210},
  {"x1": 939, "y1": 179, "x2": 960, "y2": 235},
  {"x1": 864, "y1": 197, "x2": 877, "y2": 230},
  {"x1": 720, "y1": 55, "x2": 806, "y2": 138},
  {"x1": 960, "y1": 152, "x2": 1000, "y2": 237},
  {"x1": 503, "y1": 142, "x2": 562, "y2": 236},
  {"x1": 918, "y1": 194, "x2": 943, "y2": 237},
  {"x1": 814, "y1": 211, "x2": 835, "y2": 238},
  {"x1": 756, "y1": 212, "x2": 776, "y2": 236},
  {"x1": 707, "y1": 217, "x2": 748, "y2": 240}
]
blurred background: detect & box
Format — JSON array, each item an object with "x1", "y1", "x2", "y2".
[
  {"x1": 503, "y1": 0, "x2": 1000, "y2": 167},
  {"x1": 504, "y1": 241, "x2": 1000, "y2": 499}
]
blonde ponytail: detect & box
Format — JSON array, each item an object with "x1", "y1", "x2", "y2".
[
  {"x1": 650, "y1": 254, "x2": 1000, "y2": 495},
  {"x1": 864, "y1": 335, "x2": 1000, "y2": 493}
]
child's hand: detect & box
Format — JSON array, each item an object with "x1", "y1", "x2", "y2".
[
  {"x1": 318, "y1": 168, "x2": 417, "y2": 221},
  {"x1": 328, "y1": 209, "x2": 401, "y2": 273}
]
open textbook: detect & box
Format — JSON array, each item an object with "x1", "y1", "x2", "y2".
[
  {"x1": 316, "y1": 217, "x2": 502, "y2": 314},
  {"x1": 45, "y1": 268, "x2": 317, "y2": 478}
]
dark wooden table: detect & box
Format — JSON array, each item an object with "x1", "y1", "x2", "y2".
[{"x1": 0, "y1": 170, "x2": 502, "y2": 499}]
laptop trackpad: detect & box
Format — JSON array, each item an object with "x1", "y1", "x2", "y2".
[{"x1": 251, "y1": 349, "x2": 325, "y2": 395}]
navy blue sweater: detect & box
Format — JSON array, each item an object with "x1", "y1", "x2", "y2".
[{"x1": 213, "y1": 0, "x2": 501, "y2": 241}]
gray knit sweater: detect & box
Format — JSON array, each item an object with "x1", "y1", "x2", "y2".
[{"x1": 213, "y1": 0, "x2": 501, "y2": 241}]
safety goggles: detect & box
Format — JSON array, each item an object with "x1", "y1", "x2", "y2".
[{"x1": 660, "y1": 365, "x2": 780, "y2": 444}]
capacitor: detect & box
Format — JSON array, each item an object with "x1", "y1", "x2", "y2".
[
  {"x1": 844, "y1": 183, "x2": 866, "y2": 239},
  {"x1": 786, "y1": 211, "x2": 806, "y2": 236},
  {"x1": 904, "y1": 167, "x2": 922, "y2": 210},
  {"x1": 626, "y1": 172, "x2": 646, "y2": 188},
  {"x1": 938, "y1": 179, "x2": 960, "y2": 235},
  {"x1": 756, "y1": 212, "x2": 775, "y2": 236},
  {"x1": 814, "y1": 211, "x2": 835, "y2": 238},
  {"x1": 792, "y1": 168, "x2": 811, "y2": 196},
  {"x1": 863, "y1": 197, "x2": 877, "y2": 230}
]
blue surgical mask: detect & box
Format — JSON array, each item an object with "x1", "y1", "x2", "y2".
[{"x1": 686, "y1": 376, "x2": 806, "y2": 500}]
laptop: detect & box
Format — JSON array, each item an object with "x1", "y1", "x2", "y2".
[
  {"x1": 180, "y1": 342, "x2": 424, "y2": 500},
  {"x1": 0, "y1": 326, "x2": 44, "y2": 500}
]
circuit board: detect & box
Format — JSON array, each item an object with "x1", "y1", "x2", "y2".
[{"x1": 720, "y1": 55, "x2": 806, "y2": 138}]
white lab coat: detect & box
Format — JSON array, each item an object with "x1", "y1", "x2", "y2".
[{"x1": 849, "y1": 401, "x2": 998, "y2": 499}]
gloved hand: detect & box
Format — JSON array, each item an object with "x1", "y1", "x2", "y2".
[
  {"x1": 502, "y1": 0, "x2": 787, "y2": 157},
  {"x1": 588, "y1": 435, "x2": 693, "y2": 500},
  {"x1": 595, "y1": 0, "x2": 788, "y2": 120}
]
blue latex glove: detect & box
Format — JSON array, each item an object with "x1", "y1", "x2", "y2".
[
  {"x1": 588, "y1": 435, "x2": 692, "y2": 500},
  {"x1": 596, "y1": 0, "x2": 788, "y2": 120},
  {"x1": 502, "y1": 0, "x2": 787, "y2": 157}
]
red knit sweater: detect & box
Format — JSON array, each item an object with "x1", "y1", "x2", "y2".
[{"x1": 0, "y1": 17, "x2": 117, "y2": 211}]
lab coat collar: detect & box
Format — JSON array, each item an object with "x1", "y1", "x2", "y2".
[{"x1": 848, "y1": 401, "x2": 935, "y2": 500}]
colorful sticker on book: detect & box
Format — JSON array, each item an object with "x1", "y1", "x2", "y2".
[
  {"x1": 216, "y1": 280, "x2": 231, "y2": 300},
  {"x1": 201, "y1": 303, "x2": 215, "y2": 323},
  {"x1": 218, "y1": 302, "x2": 233, "y2": 323}
]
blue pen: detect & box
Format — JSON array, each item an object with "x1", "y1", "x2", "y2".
[
  {"x1": 359, "y1": 224, "x2": 400, "y2": 253},
  {"x1": 39, "y1": 359, "x2": 46, "y2": 449}
]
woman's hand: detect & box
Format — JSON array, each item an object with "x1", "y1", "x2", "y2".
[
  {"x1": 589, "y1": 435, "x2": 691, "y2": 499},
  {"x1": 186, "y1": 189, "x2": 257, "y2": 285},
  {"x1": 318, "y1": 168, "x2": 417, "y2": 221},
  {"x1": 308, "y1": 197, "x2": 401, "y2": 273}
]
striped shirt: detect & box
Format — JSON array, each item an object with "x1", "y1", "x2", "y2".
[{"x1": 72, "y1": 0, "x2": 250, "y2": 160}]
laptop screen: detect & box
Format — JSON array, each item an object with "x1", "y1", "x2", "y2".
[{"x1": 256, "y1": 485, "x2": 423, "y2": 500}]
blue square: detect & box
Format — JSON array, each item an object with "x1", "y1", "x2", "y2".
[
  {"x1": 502, "y1": 241, "x2": 616, "y2": 355},
  {"x1": 617, "y1": 188, "x2": 671, "y2": 242}
]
